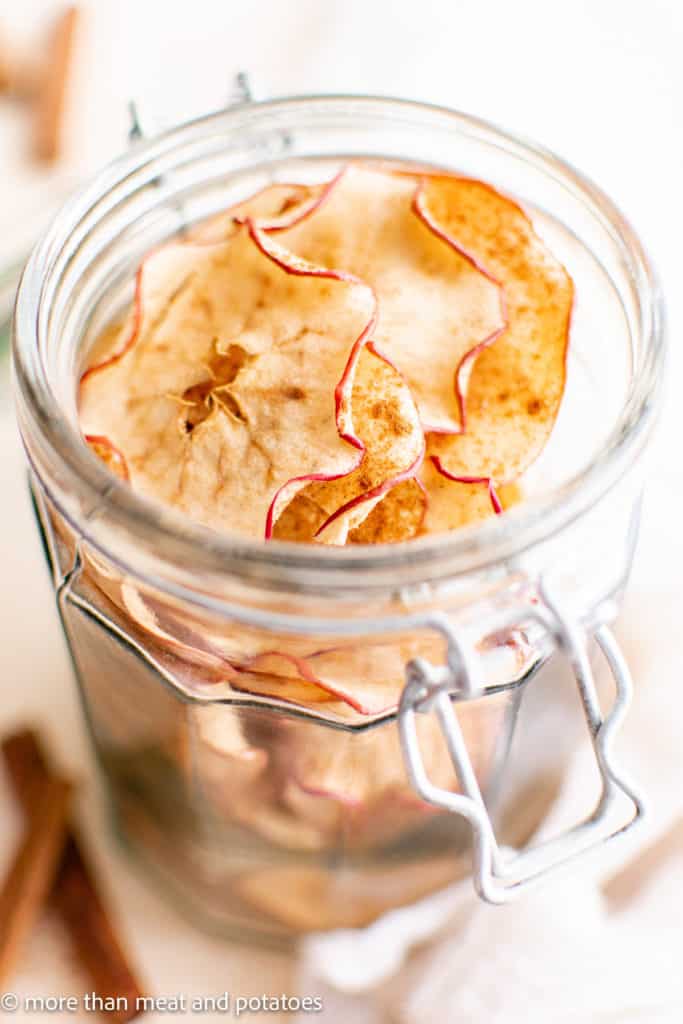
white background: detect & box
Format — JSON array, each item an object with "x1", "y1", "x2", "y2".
[{"x1": 0, "y1": 1, "x2": 682, "y2": 1021}]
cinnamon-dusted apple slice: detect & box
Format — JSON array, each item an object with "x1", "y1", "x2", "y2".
[
  {"x1": 272, "y1": 492, "x2": 328, "y2": 542},
  {"x1": 266, "y1": 165, "x2": 504, "y2": 433},
  {"x1": 416, "y1": 175, "x2": 573, "y2": 480},
  {"x1": 419, "y1": 456, "x2": 501, "y2": 533},
  {"x1": 348, "y1": 478, "x2": 427, "y2": 544},
  {"x1": 275, "y1": 345, "x2": 424, "y2": 544},
  {"x1": 231, "y1": 645, "x2": 406, "y2": 716},
  {"x1": 346, "y1": 455, "x2": 520, "y2": 544},
  {"x1": 80, "y1": 223, "x2": 377, "y2": 538}
]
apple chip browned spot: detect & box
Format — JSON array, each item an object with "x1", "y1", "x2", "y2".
[
  {"x1": 80, "y1": 225, "x2": 376, "y2": 538},
  {"x1": 271, "y1": 165, "x2": 503, "y2": 433},
  {"x1": 276, "y1": 346, "x2": 424, "y2": 544},
  {"x1": 418, "y1": 176, "x2": 573, "y2": 480}
]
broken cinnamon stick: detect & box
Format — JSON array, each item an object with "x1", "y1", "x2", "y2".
[
  {"x1": 2, "y1": 730, "x2": 145, "y2": 1024},
  {"x1": 0, "y1": 774, "x2": 71, "y2": 986}
]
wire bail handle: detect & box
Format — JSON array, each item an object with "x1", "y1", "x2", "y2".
[{"x1": 398, "y1": 581, "x2": 645, "y2": 904}]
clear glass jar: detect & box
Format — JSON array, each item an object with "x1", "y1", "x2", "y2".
[{"x1": 12, "y1": 96, "x2": 664, "y2": 945}]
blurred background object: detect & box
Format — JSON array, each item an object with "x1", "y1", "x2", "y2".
[{"x1": 0, "y1": 4, "x2": 79, "y2": 162}]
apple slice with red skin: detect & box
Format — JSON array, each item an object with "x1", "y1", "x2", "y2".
[
  {"x1": 187, "y1": 181, "x2": 323, "y2": 245},
  {"x1": 264, "y1": 164, "x2": 504, "y2": 434},
  {"x1": 344, "y1": 464, "x2": 500, "y2": 545},
  {"x1": 286, "y1": 711, "x2": 459, "y2": 805},
  {"x1": 193, "y1": 706, "x2": 339, "y2": 851},
  {"x1": 229, "y1": 646, "x2": 405, "y2": 716},
  {"x1": 333, "y1": 458, "x2": 504, "y2": 546},
  {"x1": 338, "y1": 170, "x2": 570, "y2": 543},
  {"x1": 352, "y1": 456, "x2": 524, "y2": 543},
  {"x1": 80, "y1": 180, "x2": 327, "y2": 385},
  {"x1": 281, "y1": 779, "x2": 442, "y2": 851},
  {"x1": 262, "y1": 166, "x2": 569, "y2": 535},
  {"x1": 85, "y1": 434, "x2": 129, "y2": 481},
  {"x1": 79, "y1": 222, "x2": 377, "y2": 538},
  {"x1": 275, "y1": 343, "x2": 424, "y2": 544},
  {"x1": 231, "y1": 633, "x2": 461, "y2": 718},
  {"x1": 229, "y1": 606, "x2": 532, "y2": 719},
  {"x1": 416, "y1": 174, "x2": 573, "y2": 481}
]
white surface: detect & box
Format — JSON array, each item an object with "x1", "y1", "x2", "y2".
[{"x1": 0, "y1": 1, "x2": 682, "y2": 1021}]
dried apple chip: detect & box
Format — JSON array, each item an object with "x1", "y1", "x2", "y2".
[
  {"x1": 276, "y1": 345, "x2": 424, "y2": 544},
  {"x1": 227, "y1": 662, "x2": 338, "y2": 708},
  {"x1": 269, "y1": 165, "x2": 505, "y2": 433},
  {"x1": 416, "y1": 175, "x2": 573, "y2": 480},
  {"x1": 80, "y1": 223, "x2": 377, "y2": 538},
  {"x1": 85, "y1": 434, "x2": 129, "y2": 481},
  {"x1": 347, "y1": 458, "x2": 504, "y2": 545},
  {"x1": 239, "y1": 638, "x2": 437, "y2": 717}
]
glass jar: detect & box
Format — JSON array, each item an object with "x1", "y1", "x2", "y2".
[{"x1": 12, "y1": 96, "x2": 664, "y2": 945}]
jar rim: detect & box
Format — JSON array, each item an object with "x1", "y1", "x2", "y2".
[{"x1": 12, "y1": 94, "x2": 666, "y2": 600}]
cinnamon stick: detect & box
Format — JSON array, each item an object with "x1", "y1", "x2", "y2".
[
  {"x1": 33, "y1": 5, "x2": 80, "y2": 163},
  {"x1": 0, "y1": 775, "x2": 72, "y2": 986},
  {"x1": 2, "y1": 730, "x2": 146, "y2": 1023}
]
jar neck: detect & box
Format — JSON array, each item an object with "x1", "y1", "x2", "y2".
[{"x1": 13, "y1": 96, "x2": 664, "y2": 612}]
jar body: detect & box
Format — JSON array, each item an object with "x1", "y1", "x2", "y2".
[
  {"x1": 14, "y1": 97, "x2": 662, "y2": 940},
  {"x1": 31, "y1": 466, "x2": 639, "y2": 941}
]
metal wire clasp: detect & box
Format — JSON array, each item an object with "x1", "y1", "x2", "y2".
[{"x1": 398, "y1": 581, "x2": 645, "y2": 904}]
